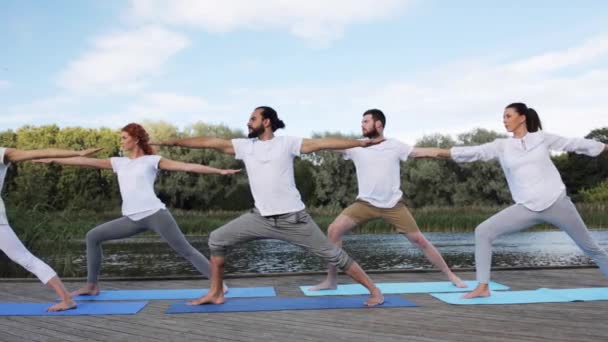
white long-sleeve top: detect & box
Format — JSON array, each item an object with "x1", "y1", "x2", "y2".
[{"x1": 450, "y1": 131, "x2": 605, "y2": 211}]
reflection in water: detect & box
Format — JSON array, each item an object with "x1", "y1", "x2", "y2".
[{"x1": 1, "y1": 231, "x2": 608, "y2": 278}]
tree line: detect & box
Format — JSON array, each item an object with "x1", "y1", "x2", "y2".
[{"x1": 1, "y1": 123, "x2": 606, "y2": 212}]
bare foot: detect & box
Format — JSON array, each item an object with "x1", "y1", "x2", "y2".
[
  {"x1": 47, "y1": 299, "x2": 77, "y2": 312},
  {"x1": 187, "y1": 292, "x2": 225, "y2": 306},
  {"x1": 461, "y1": 284, "x2": 490, "y2": 299},
  {"x1": 364, "y1": 288, "x2": 384, "y2": 307},
  {"x1": 308, "y1": 279, "x2": 338, "y2": 291},
  {"x1": 448, "y1": 273, "x2": 468, "y2": 288},
  {"x1": 70, "y1": 284, "x2": 100, "y2": 297}
]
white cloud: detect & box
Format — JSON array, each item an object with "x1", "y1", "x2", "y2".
[
  {"x1": 6, "y1": 32, "x2": 608, "y2": 144},
  {"x1": 203, "y1": 34, "x2": 608, "y2": 144},
  {"x1": 128, "y1": 0, "x2": 412, "y2": 46},
  {"x1": 0, "y1": 80, "x2": 11, "y2": 89},
  {"x1": 507, "y1": 34, "x2": 608, "y2": 74},
  {"x1": 57, "y1": 26, "x2": 189, "y2": 94},
  {"x1": 121, "y1": 92, "x2": 209, "y2": 119}
]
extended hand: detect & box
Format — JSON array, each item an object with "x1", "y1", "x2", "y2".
[
  {"x1": 220, "y1": 169, "x2": 242, "y2": 175},
  {"x1": 361, "y1": 137, "x2": 385, "y2": 147},
  {"x1": 79, "y1": 148, "x2": 103, "y2": 156}
]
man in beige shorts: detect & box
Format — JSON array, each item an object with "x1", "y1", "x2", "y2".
[{"x1": 309, "y1": 109, "x2": 466, "y2": 291}]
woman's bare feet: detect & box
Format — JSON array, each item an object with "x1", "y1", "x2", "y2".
[
  {"x1": 187, "y1": 292, "x2": 225, "y2": 305},
  {"x1": 364, "y1": 287, "x2": 384, "y2": 306},
  {"x1": 47, "y1": 299, "x2": 77, "y2": 312},
  {"x1": 308, "y1": 279, "x2": 338, "y2": 291},
  {"x1": 461, "y1": 283, "x2": 490, "y2": 299},
  {"x1": 448, "y1": 273, "x2": 468, "y2": 288},
  {"x1": 70, "y1": 283, "x2": 100, "y2": 297}
]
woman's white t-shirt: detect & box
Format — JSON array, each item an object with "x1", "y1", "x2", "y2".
[{"x1": 110, "y1": 155, "x2": 166, "y2": 220}]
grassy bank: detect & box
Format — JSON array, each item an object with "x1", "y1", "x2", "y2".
[{"x1": 7, "y1": 203, "x2": 608, "y2": 245}]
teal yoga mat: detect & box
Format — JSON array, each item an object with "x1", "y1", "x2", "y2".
[
  {"x1": 431, "y1": 287, "x2": 608, "y2": 305},
  {"x1": 300, "y1": 281, "x2": 509, "y2": 296}
]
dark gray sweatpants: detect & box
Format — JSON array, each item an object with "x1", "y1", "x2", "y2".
[
  {"x1": 85, "y1": 209, "x2": 211, "y2": 283},
  {"x1": 209, "y1": 209, "x2": 353, "y2": 270}
]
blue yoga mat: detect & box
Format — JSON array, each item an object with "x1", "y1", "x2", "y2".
[
  {"x1": 71, "y1": 287, "x2": 276, "y2": 301},
  {"x1": 432, "y1": 287, "x2": 608, "y2": 305},
  {"x1": 0, "y1": 301, "x2": 148, "y2": 316},
  {"x1": 300, "y1": 281, "x2": 509, "y2": 296},
  {"x1": 166, "y1": 295, "x2": 417, "y2": 313}
]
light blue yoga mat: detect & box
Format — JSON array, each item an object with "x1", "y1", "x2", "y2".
[
  {"x1": 0, "y1": 301, "x2": 148, "y2": 316},
  {"x1": 431, "y1": 287, "x2": 608, "y2": 305},
  {"x1": 166, "y1": 295, "x2": 418, "y2": 314},
  {"x1": 549, "y1": 287, "x2": 608, "y2": 301},
  {"x1": 300, "y1": 281, "x2": 509, "y2": 296},
  {"x1": 71, "y1": 287, "x2": 276, "y2": 301}
]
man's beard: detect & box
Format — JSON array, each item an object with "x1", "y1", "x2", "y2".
[
  {"x1": 362, "y1": 127, "x2": 380, "y2": 139},
  {"x1": 248, "y1": 125, "x2": 265, "y2": 138}
]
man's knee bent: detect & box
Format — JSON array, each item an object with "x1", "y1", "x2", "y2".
[{"x1": 208, "y1": 230, "x2": 228, "y2": 257}]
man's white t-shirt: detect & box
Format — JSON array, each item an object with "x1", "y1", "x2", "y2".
[
  {"x1": 232, "y1": 136, "x2": 306, "y2": 216},
  {"x1": 344, "y1": 139, "x2": 413, "y2": 208},
  {"x1": 110, "y1": 155, "x2": 166, "y2": 220}
]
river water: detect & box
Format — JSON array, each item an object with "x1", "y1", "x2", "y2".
[{"x1": 3, "y1": 230, "x2": 606, "y2": 278}]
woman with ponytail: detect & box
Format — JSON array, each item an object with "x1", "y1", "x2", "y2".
[
  {"x1": 36, "y1": 123, "x2": 240, "y2": 296},
  {"x1": 425, "y1": 103, "x2": 608, "y2": 299}
]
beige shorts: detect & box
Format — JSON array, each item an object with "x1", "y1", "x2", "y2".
[{"x1": 341, "y1": 200, "x2": 420, "y2": 234}]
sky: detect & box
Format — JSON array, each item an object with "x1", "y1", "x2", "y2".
[{"x1": 1, "y1": 0, "x2": 607, "y2": 144}]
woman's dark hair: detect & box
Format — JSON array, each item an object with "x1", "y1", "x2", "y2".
[
  {"x1": 506, "y1": 102, "x2": 542, "y2": 132},
  {"x1": 121, "y1": 123, "x2": 156, "y2": 155},
  {"x1": 256, "y1": 106, "x2": 285, "y2": 132}
]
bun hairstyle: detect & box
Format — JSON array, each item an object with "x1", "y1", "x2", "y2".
[
  {"x1": 121, "y1": 123, "x2": 156, "y2": 155},
  {"x1": 256, "y1": 106, "x2": 285, "y2": 132},
  {"x1": 506, "y1": 103, "x2": 542, "y2": 132}
]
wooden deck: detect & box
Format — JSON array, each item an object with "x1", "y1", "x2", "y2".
[{"x1": 1, "y1": 268, "x2": 607, "y2": 342}]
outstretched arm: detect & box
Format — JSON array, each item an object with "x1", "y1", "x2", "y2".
[
  {"x1": 409, "y1": 147, "x2": 451, "y2": 159},
  {"x1": 33, "y1": 157, "x2": 112, "y2": 169},
  {"x1": 158, "y1": 158, "x2": 241, "y2": 175},
  {"x1": 153, "y1": 137, "x2": 235, "y2": 155},
  {"x1": 301, "y1": 137, "x2": 384, "y2": 154},
  {"x1": 4, "y1": 148, "x2": 101, "y2": 163}
]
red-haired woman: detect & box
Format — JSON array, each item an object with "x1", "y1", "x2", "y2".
[{"x1": 37, "y1": 123, "x2": 240, "y2": 296}]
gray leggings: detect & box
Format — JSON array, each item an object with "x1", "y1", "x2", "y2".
[
  {"x1": 475, "y1": 193, "x2": 608, "y2": 283},
  {"x1": 209, "y1": 209, "x2": 353, "y2": 270},
  {"x1": 85, "y1": 209, "x2": 210, "y2": 283}
]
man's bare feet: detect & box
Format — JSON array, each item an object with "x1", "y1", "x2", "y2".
[
  {"x1": 70, "y1": 283, "x2": 100, "y2": 297},
  {"x1": 364, "y1": 288, "x2": 384, "y2": 306},
  {"x1": 47, "y1": 299, "x2": 77, "y2": 312},
  {"x1": 187, "y1": 292, "x2": 225, "y2": 306},
  {"x1": 308, "y1": 279, "x2": 338, "y2": 291},
  {"x1": 448, "y1": 273, "x2": 468, "y2": 288},
  {"x1": 461, "y1": 284, "x2": 490, "y2": 299}
]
